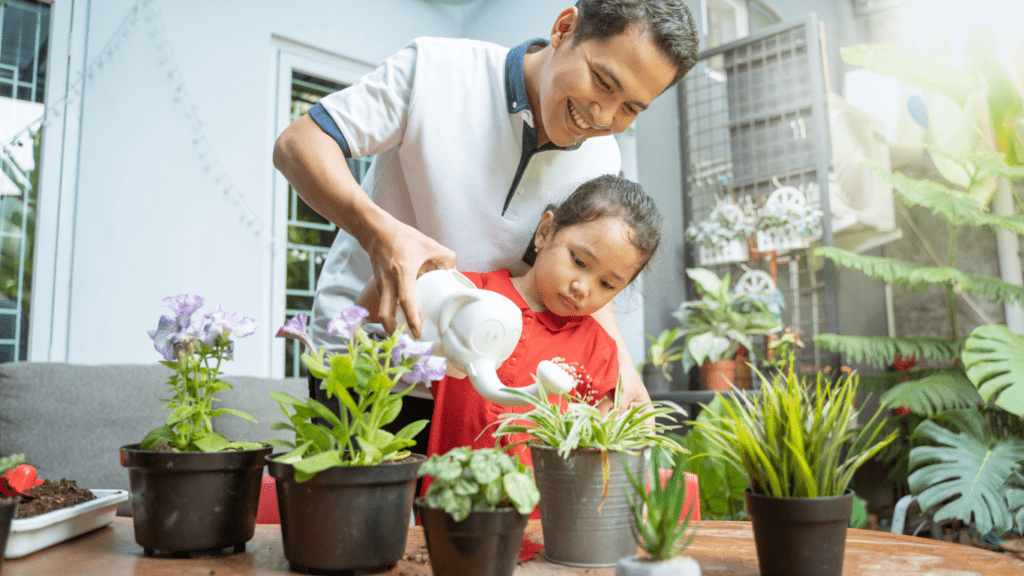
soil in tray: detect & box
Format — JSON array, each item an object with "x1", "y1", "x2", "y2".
[{"x1": 15, "y1": 479, "x2": 96, "y2": 519}]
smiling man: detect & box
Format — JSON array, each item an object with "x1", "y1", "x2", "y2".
[{"x1": 273, "y1": 0, "x2": 699, "y2": 416}]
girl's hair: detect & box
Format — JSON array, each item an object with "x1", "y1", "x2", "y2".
[{"x1": 522, "y1": 174, "x2": 662, "y2": 282}]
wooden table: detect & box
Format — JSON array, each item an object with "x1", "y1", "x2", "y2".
[{"x1": 5, "y1": 517, "x2": 1023, "y2": 575}]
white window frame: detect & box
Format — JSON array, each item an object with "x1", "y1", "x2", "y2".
[{"x1": 268, "y1": 37, "x2": 373, "y2": 377}]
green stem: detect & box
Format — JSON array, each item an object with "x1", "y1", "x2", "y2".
[{"x1": 947, "y1": 224, "x2": 959, "y2": 340}]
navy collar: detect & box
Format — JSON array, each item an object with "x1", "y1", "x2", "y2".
[{"x1": 504, "y1": 38, "x2": 545, "y2": 114}]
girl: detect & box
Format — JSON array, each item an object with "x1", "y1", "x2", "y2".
[{"x1": 360, "y1": 174, "x2": 662, "y2": 472}]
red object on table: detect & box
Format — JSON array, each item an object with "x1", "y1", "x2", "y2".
[
  {"x1": 0, "y1": 464, "x2": 45, "y2": 496},
  {"x1": 256, "y1": 475, "x2": 279, "y2": 524}
]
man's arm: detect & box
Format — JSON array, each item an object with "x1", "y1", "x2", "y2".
[
  {"x1": 273, "y1": 114, "x2": 455, "y2": 337},
  {"x1": 590, "y1": 300, "x2": 652, "y2": 413}
]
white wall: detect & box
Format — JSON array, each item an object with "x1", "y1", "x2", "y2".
[{"x1": 33, "y1": 0, "x2": 460, "y2": 374}]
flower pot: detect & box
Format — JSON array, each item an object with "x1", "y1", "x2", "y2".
[
  {"x1": 119, "y1": 443, "x2": 270, "y2": 555},
  {"x1": 615, "y1": 554, "x2": 702, "y2": 576},
  {"x1": 641, "y1": 364, "x2": 672, "y2": 394},
  {"x1": 415, "y1": 498, "x2": 528, "y2": 576},
  {"x1": 744, "y1": 489, "x2": 853, "y2": 576},
  {"x1": 268, "y1": 454, "x2": 424, "y2": 574},
  {"x1": 0, "y1": 496, "x2": 18, "y2": 570},
  {"x1": 699, "y1": 359, "x2": 736, "y2": 391},
  {"x1": 531, "y1": 445, "x2": 647, "y2": 567}
]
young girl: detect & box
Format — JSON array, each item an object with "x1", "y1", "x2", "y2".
[{"x1": 360, "y1": 174, "x2": 662, "y2": 470}]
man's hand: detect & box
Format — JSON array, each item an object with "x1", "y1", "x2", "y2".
[{"x1": 363, "y1": 219, "x2": 455, "y2": 337}]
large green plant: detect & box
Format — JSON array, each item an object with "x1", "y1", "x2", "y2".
[
  {"x1": 675, "y1": 396, "x2": 748, "y2": 520},
  {"x1": 670, "y1": 268, "x2": 781, "y2": 372},
  {"x1": 814, "y1": 40, "x2": 1024, "y2": 534}
]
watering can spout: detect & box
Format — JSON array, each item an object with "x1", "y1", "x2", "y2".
[{"x1": 466, "y1": 360, "x2": 576, "y2": 407}]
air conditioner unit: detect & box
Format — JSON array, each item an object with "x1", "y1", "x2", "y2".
[
  {"x1": 827, "y1": 92, "x2": 902, "y2": 252},
  {"x1": 842, "y1": 69, "x2": 927, "y2": 168}
]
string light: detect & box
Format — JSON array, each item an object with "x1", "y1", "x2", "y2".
[{"x1": 0, "y1": 0, "x2": 282, "y2": 248}]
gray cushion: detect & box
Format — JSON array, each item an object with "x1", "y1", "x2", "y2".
[{"x1": 0, "y1": 362, "x2": 307, "y2": 516}]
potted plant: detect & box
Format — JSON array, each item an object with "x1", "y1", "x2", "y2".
[
  {"x1": 492, "y1": 378, "x2": 687, "y2": 567},
  {"x1": 692, "y1": 353, "x2": 895, "y2": 576},
  {"x1": 267, "y1": 308, "x2": 445, "y2": 574},
  {"x1": 685, "y1": 200, "x2": 755, "y2": 266},
  {"x1": 120, "y1": 294, "x2": 269, "y2": 556},
  {"x1": 617, "y1": 450, "x2": 701, "y2": 576},
  {"x1": 414, "y1": 446, "x2": 540, "y2": 576},
  {"x1": 672, "y1": 268, "x2": 782, "y2": 391},
  {"x1": 0, "y1": 454, "x2": 25, "y2": 570}
]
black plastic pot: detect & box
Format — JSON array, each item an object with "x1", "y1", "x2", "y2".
[
  {"x1": 415, "y1": 498, "x2": 528, "y2": 576},
  {"x1": 0, "y1": 496, "x2": 18, "y2": 570},
  {"x1": 745, "y1": 489, "x2": 853, "y2": 576},
  {"x1": 119, "y1": 443, "x2": 271, "y2": 555},
  {"x1": 268, "y1": 454, "x2": 424, "y2": 574}
]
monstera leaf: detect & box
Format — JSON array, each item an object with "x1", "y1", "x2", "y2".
[
  {"x1": 963, "y1": 324, "x2": 1024, "y2": 418},
  {"x1": 880, "y1": 368, "x2": 983, "y2": 416},
  {"x1": 909, "y1": 409, "x2": 1024, "y2": 534}
]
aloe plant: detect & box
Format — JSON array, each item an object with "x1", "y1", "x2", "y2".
[{"x1": 624, "y1": 450, "x2": 698, "y2": 560}]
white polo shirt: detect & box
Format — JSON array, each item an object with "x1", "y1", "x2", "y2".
[{"x1": 308, "y1": 37, "x2": 621, "y2": 352}]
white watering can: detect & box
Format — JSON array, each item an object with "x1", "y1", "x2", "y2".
[{"x1": 396, "y1": 269, "x2": 575, "y2": 407}]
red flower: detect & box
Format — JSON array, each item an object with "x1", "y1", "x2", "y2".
[
  {"x1": 893, "y1": 355, "x2": 916, "y2": 372},
  {"x1": 893, "y1": 405, "x2": 911, "y2": 417}
]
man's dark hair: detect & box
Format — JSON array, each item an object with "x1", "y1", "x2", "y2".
[{"x1": 573, "y1": 0, "x2": 699, "y2": 87}]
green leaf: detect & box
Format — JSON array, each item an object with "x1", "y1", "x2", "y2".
[
  {"x1": 166, "y1": 405, "x2": 199, "y2": 426},
  {"x1": 909, "y1": 410, "x2": 1024, "y2": 534},
  {"x1": 140, "y1": 425, "x2": 175, "y2": 450},
  {"x1": 194, "y1": 434, "x2": 230, "y2": 453},
  {"x1": 963, "y1": 324, "x2": 1024, "y2": 417},
  {"x1": 840, "y1": 44, "x2": 975, "y2": 107},
  {"x1": 293, "y1": 450, "x2": 343, "y2": 479},
  {"x1": 215, "y1": 407, "x2": 257, "y2": 423},
  {"x1": 503, "y1": 471, "x2": 540, "y2": 516},
  {"x1": 393, "y1": 419, "x2": 429, "y2": 443},
  {"x1": 880, "y1": 368, "x2": 983, "y2": 416}
]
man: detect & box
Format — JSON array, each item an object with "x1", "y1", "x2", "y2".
[{"x1": 273, "y1": 0, "x2": 699, "y2": 412}]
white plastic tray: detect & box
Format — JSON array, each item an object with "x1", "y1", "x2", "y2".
[{"x1": 4, "y1": 489, "x2": 128, "y2": 559}]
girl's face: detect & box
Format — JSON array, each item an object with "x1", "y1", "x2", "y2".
[{"x1": 529, "y1": 213, "x2": 644, "y2": 317}]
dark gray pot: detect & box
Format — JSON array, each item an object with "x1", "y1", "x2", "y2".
[
  {"x1": 531, "y1": 445, "x2": 647, "y2": 567},
  {"x1": 268, "y1": 454, "x2": 423, "y2": 574},
  {"x1": 415, "y1": 498, "x2": 528, "y2": 576},
  {"x1": 745, "y1": 489, "x2": 853, "y2": 576},
  {"x1": 120, "y1": 443, "x2": 271, "y2": 556},
  {"x1": 0, "y1": 496, "x2": 18, "y2": 571}
]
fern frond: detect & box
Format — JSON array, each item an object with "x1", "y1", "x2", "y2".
[
  {"x1": 858, "y1": 367, "x2": 953, "y2": 393},
  {"x1": 814, "y1": 334, "x2": 964, "y2": 370},
  {"x1": 880, "y1": 368, "x2": 983, "y2": 416},
  {"x1": 814, "y1": 247, "x2": 927, "y2": 290},
  {"x1": 963, "y1": 274, "x2": 1024, "y2": 306},
  {"x1": 867, "y1": 163, "x2": 980, "y2": 225}
]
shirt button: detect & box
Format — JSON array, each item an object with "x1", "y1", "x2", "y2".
[
  {"x1": 512, "y1": 101, "x2": 517, "y2": 108},
  {"x1": 517, "y1": 186, "x2": 525, "y2": 195},
  {"x1": 509, "y1": 358, "x2": 518, "y2": 366}
]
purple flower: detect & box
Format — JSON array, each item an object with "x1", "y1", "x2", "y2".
[
  {"x1": 402, "y1": 355, "x2": 447, "y2": 385},
  {"x1": 161, "y1": 294, "x2": 205, "y2": 323},
  {"x1": 276, "y1": 313, "x2": 316, "y2": 352},
  {"x1": 203, "y1": 305, "x2": 257, "y2": 346},
  {"x1": 148, "y1": 314, "x2": 179, "y2": 361},
  {"x1": 391, "y1": 333, "x2": 434, "y2": 364},
  {"x1": 327, "y1": 306, "x2": 369, "y2": 340}
]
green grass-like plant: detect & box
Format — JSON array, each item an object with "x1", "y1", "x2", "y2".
[
  {"x1": 419, "y1": 447, "x2": 539, "y2": 522},
  {"x1": 692, "y1": 357, "x2": 895, "y2": 498},
  {"x1": 0, "y1": 454, "x2": 25, "y2": 476},
  {"x1": 624, "y1": 450, "x2": 698, "y2": 560}
]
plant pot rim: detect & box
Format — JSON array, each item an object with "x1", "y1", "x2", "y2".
[
  {"x1": 527, "y1": 444, "x2": 651, "y2": 455},
  {"x1": 120, "y1": 443, "x2": 272, "y2": 472},
  {"x1": 413, "y1": 497, "x2": 523, "y2": 517},
  {"x1": 744, "y1": 488, "x2": 854, "y2": 502},
  {"x1": 119, "y1": 442, "x2": 272, "y2": 453},
  {"x1": 268, "y1": 453, "x2": 425, "y2": 485}
]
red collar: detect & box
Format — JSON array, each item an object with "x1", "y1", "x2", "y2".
[{"x1": 491, "y1": 269, "x2": 585, "y2": 332}]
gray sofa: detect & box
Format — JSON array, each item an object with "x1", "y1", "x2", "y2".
[{"x1": 0, "y1": 362, "x2": 307, "y2": 516}]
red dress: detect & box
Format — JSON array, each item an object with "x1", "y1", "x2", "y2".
[{"x1": 423, "y1": 270, "x2": 620, "y2": 515}]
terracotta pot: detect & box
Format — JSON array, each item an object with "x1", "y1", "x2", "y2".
[
  {"x1": 699, "y1": 359, "x2": 736, "y2": 391},
  {"x1": 733, "y1": 359, "x2": 753, "y2": 390}
]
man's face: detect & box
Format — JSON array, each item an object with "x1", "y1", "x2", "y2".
[{"x1": 535, "y1": 25, "x2": 677, "y2": 147}]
